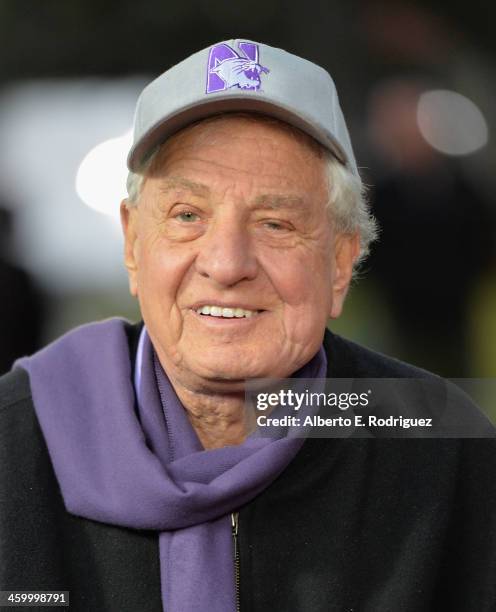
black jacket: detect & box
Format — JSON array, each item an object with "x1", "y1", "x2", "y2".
[{"x1": 1, "y1": 323, "x2": 495, "y2": 611}]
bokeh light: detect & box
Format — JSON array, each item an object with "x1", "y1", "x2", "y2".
[
  {"x1": 76, "y1": 129, "x2": 133, "y2": 220},
  {"x1": 417, "y1": 89, "x2": 488, "y2": 156}
]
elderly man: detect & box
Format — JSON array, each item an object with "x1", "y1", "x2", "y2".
[{"x1": 1, "y1": 40, "x2": 495, "y2": 612}]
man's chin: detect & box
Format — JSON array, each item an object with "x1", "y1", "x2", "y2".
[{"x1": 183, "y1": 361, "x2": 271, "y2": 393}]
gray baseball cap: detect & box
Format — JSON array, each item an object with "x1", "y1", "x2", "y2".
[{"x1": 127, "y1": 39, "x2": 360, "y2": 178}]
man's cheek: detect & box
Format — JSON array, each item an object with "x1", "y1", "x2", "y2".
[{"x1": 273, "y1": 269, "x2": 313, "y2": 307}]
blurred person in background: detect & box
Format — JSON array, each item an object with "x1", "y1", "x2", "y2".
[
  {"x1": 366, "y1": 79, "x2": 495, "y2": 377},
  {"x1": 0, "y1": 40, "x2": 495, "y2": 612},
  {"x1": 0, "y1": 204, "x2": 44, "y2": 374}
]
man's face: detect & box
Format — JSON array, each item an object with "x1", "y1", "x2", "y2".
[{"x1": 122, "y1": 116, "x2": 358, "y2": 392}]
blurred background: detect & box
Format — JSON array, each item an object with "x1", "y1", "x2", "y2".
[{"x1": 0, "y1": 0, "x2": 494, "y2": 379}]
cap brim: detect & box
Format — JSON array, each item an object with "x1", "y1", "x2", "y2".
[{"x1": 127, "y1": 94, "x2": 349, "y2": 172}]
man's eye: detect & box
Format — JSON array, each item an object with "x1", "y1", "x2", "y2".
[
  {"x1": 176, "y1": 211, "x2": 200, "y2": 222},
  {"x1": 263, "y1": 221, "x2": 288, "y2": 231}
]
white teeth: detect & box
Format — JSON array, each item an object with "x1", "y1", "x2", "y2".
[{"x1": 195, "y1": 305, "x2": 259, "y2": 318}]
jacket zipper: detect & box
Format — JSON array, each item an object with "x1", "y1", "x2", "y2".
[{"x1": 231, "y1": 511, "x2": 240, "y2": 612}]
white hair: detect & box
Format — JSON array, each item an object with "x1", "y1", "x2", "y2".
[
  {"x1": 324, "y1": 157, "x2": 378, "y2": 267},
  {"x1": 125, "y1": 115, "x2": 378, "y2": 268}
]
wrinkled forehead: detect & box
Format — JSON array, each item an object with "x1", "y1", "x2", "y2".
[{"x1": 145, "y1": 112, "x2": 328, "y2": 176}]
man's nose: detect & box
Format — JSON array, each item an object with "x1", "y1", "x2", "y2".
[{"x1": 194, "y1": 215, "x2": 258, "y2": 287}]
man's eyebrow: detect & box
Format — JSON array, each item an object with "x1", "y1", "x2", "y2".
[
  {"x1": 158, "y1": 177, "x2": 210, "y2": 197},
  {"x1": 157, "y1": 180, "x2": 306, "y2": 209},
  {"x1": 252, "y1": 194, "x2": 306, "y2": 210}
]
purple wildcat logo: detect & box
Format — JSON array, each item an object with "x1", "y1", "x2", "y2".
[{"x1": 206, "y1": 41, "x2": 269, "y2": 94}]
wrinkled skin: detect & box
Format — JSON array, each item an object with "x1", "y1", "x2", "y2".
[{"x1": 121, "y1": 116, "x2": 359, "y2": 445}]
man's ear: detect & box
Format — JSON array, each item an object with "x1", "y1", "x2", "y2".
[
  {"x1": 329, "y1": 232, "x2": 361, "y2": 320},
  {"x1": 120, "y1": 200, "x2": 139, "y2": 297}
]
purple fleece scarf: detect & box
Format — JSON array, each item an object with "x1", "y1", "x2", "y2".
[{"x1": 16, "y1": 318, "x2": 326, "y2": 611}]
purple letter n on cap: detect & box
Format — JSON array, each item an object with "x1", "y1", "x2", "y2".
[{"x1": 206, "y1": 41, "x2": 269, "y2": 94}]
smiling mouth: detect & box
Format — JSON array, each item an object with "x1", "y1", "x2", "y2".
[{"x1": 194, "y1": 305, "x2": 263, "y2": 319}]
